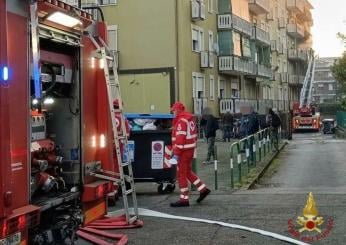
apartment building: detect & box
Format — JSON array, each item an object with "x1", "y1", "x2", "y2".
[
  {"x1": 312, "y1": 57, "x2": 339, "y2": 104},
  {"x1": 285, "y1": 0, "x2": 313, "y2": 101},
  {"x1": 78, "y1": 0, "x2": 313, "y2": 115}
]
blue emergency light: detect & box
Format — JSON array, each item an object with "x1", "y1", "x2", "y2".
[{"x1": 1, "y1": 66, "x2": 9, "y2": 82}]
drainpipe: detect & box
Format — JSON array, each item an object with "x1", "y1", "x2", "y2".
[{"x1": 174, "y1": 0, "x2": 180, "y2": 101}]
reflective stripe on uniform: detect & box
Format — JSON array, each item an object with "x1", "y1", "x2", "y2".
[
  {"x1": 176, "y1": 131, "x2": 187, "y2": 135},
  {"x1": 193, "y1": 179, "x2": 201, "y2": 185},
  {"x1": 197, "y1": 184, "x2": 206, "y2": 191},
  {"x1": 180, "y1": 195, "x2": 189, "y2": 200}
]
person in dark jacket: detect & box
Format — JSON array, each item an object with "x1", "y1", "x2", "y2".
[
  {"x1": 222, "y1": 111, "x2": 234, "y2": 142},
  {"x1": 202, "y1": 113, "x2": 219, "y2": 164}
]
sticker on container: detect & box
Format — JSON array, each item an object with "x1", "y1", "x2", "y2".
[
  {"x1": 123, "y1": 140, "x2": 135, "y2": 163},
  {"x1": 151, "y1": 141, "x2": 164, "y2": 169}
]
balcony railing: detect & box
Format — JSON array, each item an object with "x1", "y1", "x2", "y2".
[
  {"x1": 218, "y1": 14, "x2": 232, "y2": 29},
  {"x1": 257, "y1": 64, "x2": 272, "y2": 78},
  {"x1": 253, "y1": 26, "x2": 270, "y2": 46},
  {"x1": 234, "y1": 56, "x2": 256, "y2": 74},
  {"x1": 218, "y1": 14, "x2": 253, "y2": 37},
  {"x1": 287, "y1": 0, "x2": 305, "y2": 15},
  {"x1": 219, "y1": 56, "x2": 233, "y2": 71},
  {"x1": 231, "y1": 14, "x2": 253, "y2": 37},
  {"x1": 248, "y1": 0, "x2": 270, "y2": 15},
  {"x1": 288, "y1": 74, "x2": 304, "y2": 85},
  {"x1": 218, "y1": 56, "x2": 256, "y2": 75},
  {"x1": 288, "y1": 48, "x2": 308, "y2": 62},
  {"x1": 287, "y1": 23, "x2": 305, "y2": 39}
]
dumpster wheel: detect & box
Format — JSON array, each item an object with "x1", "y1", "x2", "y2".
[{"x1": 157, "y1": 183, "x2": 176, "y2": 194}]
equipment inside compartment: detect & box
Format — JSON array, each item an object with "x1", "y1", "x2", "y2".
[{"x1": 30, "y1": 37, "x2": 81, "y2": 207}]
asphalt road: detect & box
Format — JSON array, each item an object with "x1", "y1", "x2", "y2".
[
  {"x1": 252, "y1": 132, "x2": 346, "y2": 194},
  {"x1": 78, "y1": 133, "x2": 346, "y2": 245}
]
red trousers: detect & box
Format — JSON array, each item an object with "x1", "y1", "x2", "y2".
[{"x1": 177, "y1": 149, "x2": 207, "y2": 201}]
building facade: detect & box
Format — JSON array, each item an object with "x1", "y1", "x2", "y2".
[
  {"x1": 312, "y1": 57, "x2": 339, "y2": 104},
  {"x1": 78, "y1": 0, "x2": 313, "y2": 115}
]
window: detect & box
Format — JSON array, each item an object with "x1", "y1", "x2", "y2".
[
  {"x1": 208, "y1": 0, "x2": 214, "y2": 13},
  {"x1": 192, "y1": 26, "x2": 204, "y2": 52},
  {"x1": 233, "y1": 32, "x2": 241, "y2": 56},
  {"x1": 192, "y1": 72, "x2": 205, "y2": 98},
  {"x1": 107, "y1": 25, "x2": 117, "y2": 51},
  {"x1": 209, "y1": 75, "x2": 215, "y2": 100},
  {"x1": 208, "y1": 31, "x2": 214, "y2": 52},
  {"x1": 192, "y1": 29, "x2": 199, "y2": 52},
  {"x1": 218, "y1": 79, "x2": 226, "y2": 98},
  {"x1": 199, "y1": 29, "x2": 204, "y2": 51},
  {"x1": 100, "y1": 0, "x2": 116, "y2": 5},
  {"x1": 242, "y1": 37, "x2": 251, "y2": 57}
]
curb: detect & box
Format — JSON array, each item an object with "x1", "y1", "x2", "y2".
[{"x1": 246, "y1": 141, "x2": 288, "y2": 190}]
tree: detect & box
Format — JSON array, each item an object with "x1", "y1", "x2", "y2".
[{"x1": 332, "y1": 34, "x2": 346, "y2": 109}]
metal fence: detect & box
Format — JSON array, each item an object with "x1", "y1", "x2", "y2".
[
  {"x1": 336, "y1": 111, "x2": 346, "y2": 128},
  {"x1": 209, "y1": 127, "x2": 282, "y2": 189}
]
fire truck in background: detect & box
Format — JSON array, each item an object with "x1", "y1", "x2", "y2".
[
  {"x1": 0, "y1": 1, "x2": 135, "y2": 244},
  {"x1": 292, "y1": 54, "x2": 321, "y2": 132}
]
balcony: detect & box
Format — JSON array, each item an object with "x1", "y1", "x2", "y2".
[
  {"x1": 287, "y1": 0, "x2": 305, "y2": 15},
  {"x1": 248, "y1": 0, "x2": 270, "y2": 15},
  {"x1": 232, "y1": 14, "x2": 253, "y2": 36},
  {"x1": 287, "y1": 23, "x2": 305, "y2": 39},
  {"x1": 288, "y1": 74, "x2": 305, "y2": 86},
  {"x1": 218, "y1": 14, "x2": 232, "y2": 29},
  {"x1": 288, "y1": 48, "x2": 307, "y2": 62},
  {"x1": 253, "y1": 26, "x2": 270, "y2": 46},
  {"x1": 218, "y1": 56, "x2": 256, "y2": 75},
  {"x1": 257, "y1": 64, "x2": 272, "y2": 78}
]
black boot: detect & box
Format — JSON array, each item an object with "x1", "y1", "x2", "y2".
[
  {"x1": 170, "y1": 200, "x2": 190, "y2": 207},
  {"x1": 196, "y1": 189, "x2": 211, "y2": 203}
]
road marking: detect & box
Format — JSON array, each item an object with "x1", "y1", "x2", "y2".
[{"x1": 107, "y1": 208, "x2": 309, "y2": 245}]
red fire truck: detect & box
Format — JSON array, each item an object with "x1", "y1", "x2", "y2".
[
  {"x1": 292, "y1": 55, "x2": 320, "y2": 132},
  {"x1": 0, "y1": 1, "x2": 124, "y2": 243}
]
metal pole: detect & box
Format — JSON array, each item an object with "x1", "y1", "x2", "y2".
[
  {"x1": 191, "y1": 150, "x2": 197, "y2": 191},
  {"x1": 237, "y1": 143, "x2": 242, "y2": 183},
  {"x1": 214, "y1": 160, "x2": 218, "y2": 190},
  {"x1": 245, "y1": 138, "x2": 250, "y2": 173},
  {"x1": 230, "y1": 158, "x2": 234, "y2": 189}
]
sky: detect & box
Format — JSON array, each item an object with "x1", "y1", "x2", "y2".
[{"x1": 311, "y1": 0, "x2": 346, "y2": 57}]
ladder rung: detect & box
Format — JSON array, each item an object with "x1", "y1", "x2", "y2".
[
  {"x1": 121, "y1": 161, "x2": 130, "y2": 167},
  {"x1": 125, "y1": 189, "x2": 133, "y2": 195},
  {"x1": 113, "y1": 109, "x2": 122, "y2": 113},
  {"x1": 129, "y1": 216, "x2": 138, "y2": 224}
]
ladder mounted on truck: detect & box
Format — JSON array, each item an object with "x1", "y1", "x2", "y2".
[
  {"x1": 87, "y1": 34, "x2": 139, "y2": 226},
  {"x1": 299, "y1": 53, "x2": 316, "y2": 109}
]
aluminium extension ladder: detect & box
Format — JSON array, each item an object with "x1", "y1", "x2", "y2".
[{"x1": 88, "y1": 35, "x2": 139, "y2": 225}]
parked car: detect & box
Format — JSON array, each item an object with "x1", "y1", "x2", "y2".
[{"x1": 322, "y1": 119, "x2": 336, "y2": 134}]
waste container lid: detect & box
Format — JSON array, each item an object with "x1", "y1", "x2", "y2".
[{"x1": 125, "y1": 113, "x2": 174, "y2": 119}]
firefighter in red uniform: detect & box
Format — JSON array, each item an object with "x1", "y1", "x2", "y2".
[{"x1": 169, "y1": 102, "x2": 211, "y2": 207}]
